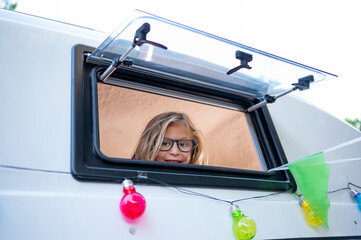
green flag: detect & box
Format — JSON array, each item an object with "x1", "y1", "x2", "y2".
[{"x1": 288, "y1": 152, "x2": 330, "y2": 229}]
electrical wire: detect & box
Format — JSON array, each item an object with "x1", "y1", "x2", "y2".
[
  {"x1": 292, "y1": 192, "x2": 301, "y2": 198},
  {"x1": 0, "y1": 164, "x2": 70, "y2": 174},
  {"x1": 144, "y1": 177, "x2": 233, "y2": 204},
  {"x1": 1, "y1": 164, "x2": 357, "y2": 202},
  {"x1": 139, "y1": 177, "x2": 285, "y2": 205},
  {"x1": 327, "y1": 182, "x2": 361, "y2": 194},
  {"x1": 132, "y1": 176, "x2": 359, "y2": 205},
  {"x1": 230, "y1": 192, "x2": 283, "y2": 204},
  {"x1": 348, "y1": 182, "x2": 361, "y2": 190},
  {"x1": 327, "y1": 187, "x2": 349, "y2": 194}
]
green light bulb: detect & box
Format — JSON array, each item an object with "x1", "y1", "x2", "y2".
[
  {"x1": 231, "y1": 205, "x2": 257, "y2": 240},
  {"x1": 299, "y1": 196, "x2": 322, "y2": 226}
]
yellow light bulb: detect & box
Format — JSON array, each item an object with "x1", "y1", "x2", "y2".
[{"x1": 299, "y1": 197, "x2": 322, "y2": 226}]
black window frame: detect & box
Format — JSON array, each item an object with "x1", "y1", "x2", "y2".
[{"x1": 71, "y1": 44, "x2": 296, "y2": 191}]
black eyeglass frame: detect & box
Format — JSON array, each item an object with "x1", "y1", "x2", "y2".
[{"x1": 159, "y1": 138, "x2": 196, "y2": 153}]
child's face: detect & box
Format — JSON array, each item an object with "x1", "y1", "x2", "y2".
[{"x1": 155, "y1": 123, "x2": 193, "y2": 164}]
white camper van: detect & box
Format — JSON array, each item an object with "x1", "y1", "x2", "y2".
[{"x1": 1, "y1": 8, "x2": 361, "y2": 240}]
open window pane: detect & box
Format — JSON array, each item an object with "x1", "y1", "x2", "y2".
[{"x1": 88, "y1": 10, "x2": 337, "y2": 98}]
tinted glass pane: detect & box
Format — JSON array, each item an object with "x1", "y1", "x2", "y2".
[{"x1": 89, "y1": 10, "x2": 337, "y2": 98}]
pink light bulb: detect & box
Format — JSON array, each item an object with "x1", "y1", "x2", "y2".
[{"x1": 119, "y1": 180, "x2": 146, "y2": 220}]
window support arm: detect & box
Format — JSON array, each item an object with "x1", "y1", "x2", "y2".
[
  {"x1": 99, "y1": 23, "x2": 167, "y2": 81},
  {"x1": 246, "y1": 75, "x2": 314, "y2": 112}
]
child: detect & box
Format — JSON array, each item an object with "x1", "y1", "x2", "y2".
[{"x1": 132, "y1": 112, "x2": 208, "y2": 165}]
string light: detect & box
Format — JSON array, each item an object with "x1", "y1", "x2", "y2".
[
  {"x1": 298, "y1": 195, "x2": 323, "y2": 226},
  {"x1": 349, "y1": 189, "x2": 361, "y2": 211},
  {"x1": 231, "y1": 205, "x2": 257, "y2": 240},
  {"x1": 123, "y1": 176, "x2": 360, "y2": 237},
  {"x1": 119, "y1": 179, "x2": 146, "y2": 220},
  {"x1": 348, "y1": 183, "x2": 361, "y2": 211},
  {"x1": 292, "y1": 186, "x2": 355, "y2": 227}
]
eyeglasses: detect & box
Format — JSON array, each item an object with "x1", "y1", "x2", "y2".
[{"x1": 159, "y1": 138, "x2": 195, "y2": 153}]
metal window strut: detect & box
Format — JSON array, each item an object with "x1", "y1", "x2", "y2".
[
  {"x1": 246, "y1": 75, "x2": 314, "y2": 112},
  {"x1": 99, "y1": 23, "x2": 167, "y2": 82}
]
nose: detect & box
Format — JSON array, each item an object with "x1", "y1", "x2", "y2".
[{"x1": 169, "y1": 143, "x2": 180, "y2": 155}]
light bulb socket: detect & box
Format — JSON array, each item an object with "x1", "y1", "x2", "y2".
[
  {"x1": 230, "y1": 204, "x2": 244, "y2": 218},
  {"x1": 299, "y1": 195, "x2": 305, "y2": 206},
  {"x1": 122, "y1": 179, "x2": 134, "y2": 189},
  {"x1": 350, "y1": 189, "x2": 360, "y2": 198},
  {"x1": 230, "y1": 204, "x2": 240, "y2": 214}
]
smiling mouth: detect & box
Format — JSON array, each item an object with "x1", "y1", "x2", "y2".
[{"x1": 165, "y1": 160, "x2": 183, "y2": 163}]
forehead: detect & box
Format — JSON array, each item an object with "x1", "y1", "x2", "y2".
[{"x1": 165, "y1": 123, "x2": 192, "y2": 138}]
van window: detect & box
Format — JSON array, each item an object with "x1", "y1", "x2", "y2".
[
  {"x1": 71, "y1": 11, "x2": 334, "y2": 190},
  {"x1": 71, "y1": 44, "x2": 296, "y2": 191}
]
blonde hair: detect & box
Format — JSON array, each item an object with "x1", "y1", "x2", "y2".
[{"x1": 132, "y1": 112, "x2": 208, "y2": 165}]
